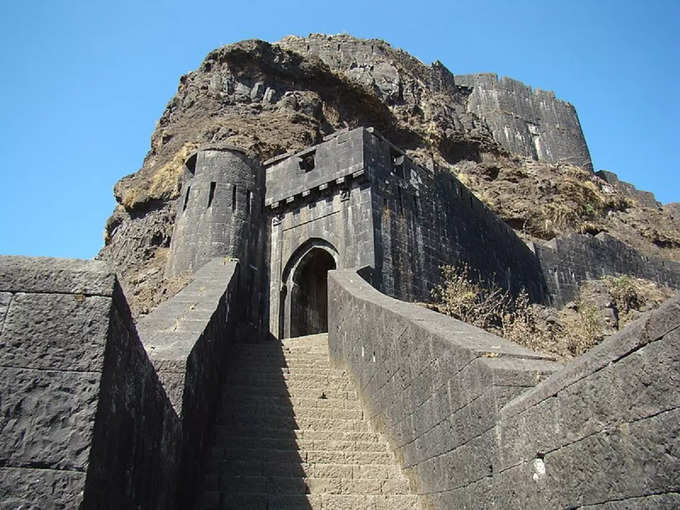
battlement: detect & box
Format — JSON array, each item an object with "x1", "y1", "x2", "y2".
[{"x1": 264, "y1": 128, "x2": 369, "y2": 209}]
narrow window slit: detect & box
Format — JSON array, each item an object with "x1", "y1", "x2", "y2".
[
  {"x1": 232, "y1": 185, "x2": 237, "y2": 211},
  {"x1": 208, "y1": 182, "x2": 216, "y2": 208},
  {"x1": 183, "y1": 186, "x2": 191, "y2": 211}
]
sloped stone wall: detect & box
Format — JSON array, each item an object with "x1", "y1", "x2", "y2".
[
  {"x1": 328, "y1": 267, "x2": 680, "y2": 508},
  {"x1": 136, "y1": 258, "x2": 241, "y2": 507},
  {"x1": 327, "y1": 268, "x2": 558, "y2": 507},
  {"x1": 0, "y1": 256, "x2": 181, "y2": 509}
]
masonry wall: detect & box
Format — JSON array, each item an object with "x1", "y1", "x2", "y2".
[
  {"x1": 166, "y1": 148, "x2": 265, "y2": 332},
  {"x1": 265, "y1": 129, "x2": 376, "y2": 338},
  {"x1": 535, "y1": 232, "x2": 680, "y2": 306},
  {"x1": 0, "y1": 256, "x2": 181, "y2": 509},
  {"x1": 455, "y1": 73, "x2": 593, "y2": 171},
  {"x1": 328, "y1": 267, "x2": 680, "y2": 509},
  {"x1": 327, "y1": 268, "x2": 557, "y2": 508},
  {"x1": 136, "y1": 258, "x2": 240, "y2": 507},
  {"x1": 364, "y1": 129, "x2": 547, "y2": 303}
]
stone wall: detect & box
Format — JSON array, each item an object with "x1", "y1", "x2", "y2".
[
  {"x1": 596, "y1": 170, "x2": 660, "y2": 208},
  {"x1": 136, "y1": 258, "x2": 240, "y2": 507},
  {"x1": 327, "y1": 268, "x2": 558, "y2": 507},
  {"x1": 0, "y1": 256, "x2": 181, "y2": 509},
  {"x1": 455, "y1": 73, "x2": 593, "y2": 171},
  {"x1": 535, "y1": 232, "x2": 680, "y2": 306},
  {"x1": 328, "y1": 267, "x2": 680, "y2": 508},
  {"x1": 265, "y1": 129, "x2": 378, "y2": 338},
  {"x1": 166, "y1": 148, "x2": 265, "y2": 332},
  {"x1": 494, "y1": 293, "x2": 680, "y2": 508},
  {"x1": 365, "y1": 129, "x2": 547, "y2": 303}
]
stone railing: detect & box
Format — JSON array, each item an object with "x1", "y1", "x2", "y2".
[
  {"x1": 136, "y1": 257, "x2": 240, "y2": 506},
  {"x1": 328, "y1": 267, "x2": 680, "y2": 508}
]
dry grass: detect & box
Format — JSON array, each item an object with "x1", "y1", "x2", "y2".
[{"x1": 429, "y1": 265, "x2": 675, "y2": 359}]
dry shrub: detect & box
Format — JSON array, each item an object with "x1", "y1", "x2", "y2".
[
  {"x1": 429, "y1": 265, "x2": 674, "y2": 359},
  {"x1": 559, "y1": 300, "x2": 605, "y2": 356},
  {"x1": 430, "y1": 265, "x2": 559, "y2": 353},
  {"x1": 430, "y1": 264, "x2": 511, "y2": 331}
]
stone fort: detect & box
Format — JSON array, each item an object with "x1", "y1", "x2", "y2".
[{"x1": 2, "y1": 52, "x2": 680, "y2": 509}]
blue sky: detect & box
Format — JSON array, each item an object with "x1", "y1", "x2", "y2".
[{"x1": 1, "y1": 0, "x2": 678, "y2": 259}]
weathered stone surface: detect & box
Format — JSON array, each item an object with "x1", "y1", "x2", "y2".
[
  {"x1": 0, "y1": 291, "x2": 11, "y2": 332},
  {"x1": 0, "y1": 367, "x2": 100, "y2": 470},
  {"x1": 0, "y1": 293, "x2": 111, "y2": 371},
  {"x1": 0, "y1": 467, "x2": 86, "y2": 509},
  {"x1": 0, "y1": 256, "x2": 114, "y2": 295},
  {"x1": 329, "y1": 268, "x2": 680, "y2": 509},
  {"x1": 455, "y1": 73, "x2": 593, "y2": 171},
  {"x1": 596, "y1": 170, "x2": 659, "y2": 209},
  {"x1": 535, "y1": 232, "x2": 680, "y2": 306}
]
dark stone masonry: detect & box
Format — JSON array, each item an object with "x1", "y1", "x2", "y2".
[{"x1": 1, "y1": 60, "x2": 680, "y2": 507}]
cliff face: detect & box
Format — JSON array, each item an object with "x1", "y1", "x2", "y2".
[{"x1": 98, "y1": 33, "x2": 679, "y2": 316}]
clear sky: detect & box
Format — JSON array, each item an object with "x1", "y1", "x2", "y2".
[{"x1": 1, "y1": 0, "x2": 678, "y2": 259}]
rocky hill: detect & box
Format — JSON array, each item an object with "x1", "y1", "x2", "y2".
[{"x1": 98, "y1": 33, "x2": 680, "y2": 316}]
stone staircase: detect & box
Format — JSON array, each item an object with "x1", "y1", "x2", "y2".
[{"x1": 195, "y1": 333, "x2": 421, "y2": 509}]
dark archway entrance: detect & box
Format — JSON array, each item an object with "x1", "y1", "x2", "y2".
[
  {"x1": 279, "y1": 239, "x2": 339, "y2": 339},
  {"x1": 289, "y1": 248, "x2": 336, "y2": 337}
]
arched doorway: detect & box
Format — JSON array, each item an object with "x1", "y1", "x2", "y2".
[{"x1": 279, "y1": 240, "x2": 338, "y2": 338}]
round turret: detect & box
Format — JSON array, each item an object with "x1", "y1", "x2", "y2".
[{"x1": 166, "y1": 147, "x2": 263, "y2": 277}]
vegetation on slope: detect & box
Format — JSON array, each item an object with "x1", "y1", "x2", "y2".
[{"x1": 429, "y1": 265, "x2": 675, "y2": 358}]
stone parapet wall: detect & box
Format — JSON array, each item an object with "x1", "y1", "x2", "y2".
[
  {"x1": 328, "y1": 267, "x2": 680, "y2": 508},
  {"x1": 327, "y1": 268, "x2": 558, "y2": 507},
  {"x1": 0, "y1": 256, "x2": 181, "y2": 509},
  {"x1": 136, "y1": 257, "x2": 240, "y2": 507}
]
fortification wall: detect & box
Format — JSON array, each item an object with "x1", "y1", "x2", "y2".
[
  {"x1": 364, "y1": 129, "x2": 547, "y2": 303},
  {"x1": 264, "y1": 127, "x2": 548, "y2": 337},
  {"x1": 0, "y1": 257, "x2": 181, "y2": 509},
  {"x1": 167, "y1": 148, "x2": 265, "y2": 330},
  {"x1": 167, "y1": 149, "x2": 260, "y2": 276},
  {"x1": 535, "y1": 232, "x2": 680, "y2": 306},
  {"x1": 327, "y1": 268, "x2": 557, "y2": 508},
  {"x1": 494, "y1": 294, "x2": 680, "y2": 508},
  {"x1": 265, "y1": 129, "x2": 377, "y2": 338},
  {"x1": 455, "y1": 73, "x2": 593, "y2": 171},
  {"x1": 328, "y1": 268, "x2": 680, "y2": 508}
]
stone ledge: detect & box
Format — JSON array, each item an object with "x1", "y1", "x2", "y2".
[{"x1": 0, "y1": 255, "x2": 115, "y2": 296}]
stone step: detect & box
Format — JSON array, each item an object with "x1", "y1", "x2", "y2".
[
  {"x1": 201, "y1": 474, "x2": 411, "y2": 495},
  {"x1": 224, "y1": 372, "x2": 351, "y2": 386},
  {"x1": 222, "y1": 394, "x2": 363, "y2": 410},
  {"x1": 217, "y1": 402, "x2": 363, "y2": 420},
  {"x1": 196, "y1": 492, "x2": 420, "y2": 510},
  {"x1": 208, "y1": 447, "x2": 393, "y2": 466},
  {"x1": 222, "y1": 384, "x2": 358, "y2": 400},
  {"x1": 210, "y1": 436, "x2": 389, "y2": 453},
  {"x1": 206, "y1": 460, "x2": 403, "y2": 480},
  {"x1": 230, "y1": 358, "x2": 331, "y2": 369},
  {"x1": 231, "y1": 366, "x2": 347, "y2": 378},
  {"x1": 213, "y1": 415, "x2": 369, "y2": 433}
]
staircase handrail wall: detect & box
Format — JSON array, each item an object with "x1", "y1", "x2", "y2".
[{"x1": 327, "y1": 267, "x2": 680, "y2": 508}]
